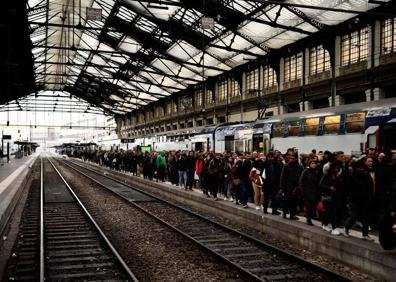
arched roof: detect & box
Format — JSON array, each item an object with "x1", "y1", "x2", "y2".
[{"x1": 3, "y1": 0, "x2": 394, "y2": 115}]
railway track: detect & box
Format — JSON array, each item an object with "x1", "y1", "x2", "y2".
[
  {"x1": 5, "y1": 155, "x2": 138, "y2": 281},
  {"x1": 61, "y1": 158, "x2": 352, "y2": 282}
]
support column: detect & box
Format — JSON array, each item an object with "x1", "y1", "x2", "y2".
[
  {"x1": 373, "y1": 21, "x2": 381, "y2": 68},
  {"x1": 299, "y1": 101, "x2": 313, "y2": 111},
  {"x1": 279, "y1": 57, "x2": 285, "y2": 92},
  {"x1": 334, "y1": 36, "x2": 341, "y2": 77},
  {"x1": 366, "y1": 88, "x2": 385, "y2": 101},
  {"x1": 279, "y1": 105, "x2": 287, "y2": 115},
  {"x1": 333, "y1": 95, "x2": 345, "y2": 106}
]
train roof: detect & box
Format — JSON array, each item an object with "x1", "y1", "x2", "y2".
[{"x1": 259, "y1": 97, "x2": 396, "y2": 124}]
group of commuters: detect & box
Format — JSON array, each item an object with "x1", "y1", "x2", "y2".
[{"x1": 73, "y1": 147, "x2": 396, "y2": 244}]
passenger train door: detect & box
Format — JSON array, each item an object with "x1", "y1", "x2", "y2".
[
  {"x1": 252, "y1": 133, "x2": 270, "y2": 154},
  {"x1": 379, "y1": 123, "x2": 396, "y2": 153},
  {"x1": 366, "y1": 123, "x2": 396, "y2": 153}
]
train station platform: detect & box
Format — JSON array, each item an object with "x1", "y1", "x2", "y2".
[
  {"x1": 78, "y1": 159, "x2": 396, "y2": 281},
  {"x1": 0, "y1": 154, "x2": 37, "y2": 236}
]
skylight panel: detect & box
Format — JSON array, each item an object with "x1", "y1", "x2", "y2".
[
  {"x1": 108, "y1": 31, "x2": 124, "y2": 41},
  {"x1": 240, "y1": 21, "x2": 275, "y2": 43},
  {"x1": 31, "y1": 33, "x2": 46, "y2": 43},
  {"x1": 119, "y1": 36, "x2": 140, "y2": 53},
  {"x1": 86, "y1": 66, "x2": 103, "y2": 76},
  {"x1": 110, "y1": 54, "x2": 128, "y2": 65},
  {"x1": 225, "y1": 0, "x2": 258, "y2": 13},
  {"x1": 138, "y1": 92, "x2": 160, "y2": 100},
  {"x1": 91, "y1": 55, "x2": 107, "y2": 65},
  {"x1": 135, "y1": 17, "x2": 158, "y2": 33},
  {"x1": 98, "y1": 43, "x2": 115, "y2": 52},
  {"x1": 68, "y1": 66, "x2": 82, "y2": 74},
  {"x1": 276, "y1": 7, "x2": 302, "y2": 26},
  {"x1": 117, "y1": 5, "x2": 137, "y2": 21},
  {"x1": 117, "y1": 106, "x2": 136, "y2": 111},
  {"x1": 80, "y1": 33, "x2": 99, "y2": 49},
  {"x1": 265, "y1": 34, "x2": 294, "y2": 49},
  {"x1": 110, "y1": 94, "x2": 124, "y2": 102}
]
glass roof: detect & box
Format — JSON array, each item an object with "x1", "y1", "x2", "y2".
[{"x1": 26, "y1": 0, "x2": 386, "y2": 115}]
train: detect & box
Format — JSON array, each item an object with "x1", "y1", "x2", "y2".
[
  {"x1": 127, "y1": 97, "x2": 396, "y2": 155},
  {"x1": 55, "y1": 142, "x2": 97, "y2": 157}
]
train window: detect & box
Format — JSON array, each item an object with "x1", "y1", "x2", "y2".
[
  {"x1": 304, "y1": 118, "x2": 319, "y2": 136},
  {"x1": 345, "y1": 113, "x2": 365, "y2": 133},
  {"x1": 272, "y1": 123, "x2": 284, "y2": 138},
  {"x1": 323, "y1": 115, "x2": 341, "y2": 134},
  {"x1": 288, "y1": 121, "x2": 300, "y2": 136},
  {"x1": 235, "y1": 140, "x2": 244, "y2": 153}
]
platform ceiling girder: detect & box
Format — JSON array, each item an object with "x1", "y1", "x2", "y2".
[{"x1": 20, "y1": 0, "x2": 390, "y2": 115}]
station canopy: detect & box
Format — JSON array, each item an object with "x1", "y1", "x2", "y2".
[{"x1": 21, "y1": 0, "x2": 390, "y2": 115}]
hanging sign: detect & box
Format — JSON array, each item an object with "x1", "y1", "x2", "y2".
[
  {"x1": 86, "y1": 7, "x2": 102, "y2": 21},
  {"x1": 200, "y1": 17, "x2": 214, "y2": 29}
]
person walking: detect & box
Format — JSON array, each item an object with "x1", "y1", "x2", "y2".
[
  {"x1": 249, "y1": 167, "x2": 263, "y2": 210},
  {"x1": 299, "y1": 159, "x2": 320, "y2": 225},
  {"x1": 344, "y1": 160, "x2": 374, "y2": 240},
  {"x1": 156, "y1": 151, "x2": 167, "y2": 182},
  {"x1": 319, "y1": 161, "x2": 344, "y2": 235},
  {"x1": 240, "y1": 154, "x2": 253, "y2": 208},
  {"x1": 279, "y1": 152, "x2": 303, "y2": 220},
  {"x1": 178, "y1": 153, "x2": 188, "y2": 189},
  {"x1": 186, "y1": 151, "x2": 195, "y2": 190},
  {"x1": 262, "y1": 152, "x2": 283, "y2": 215},
  {"x1": 221, "y1": 156, "x2": 233, "y2": 201},
  {"x1": 195, "y1": 153, "x2": 204, "y2": 190},
  {"x1": 208, "y1": 154, "x2": 221, "y2": 200}
]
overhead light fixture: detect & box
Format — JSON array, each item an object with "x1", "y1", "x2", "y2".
[
  {"x1": 368, "y1": 0, "x2": 390, "y2": 4},
  {"x1": 147, "y1": 3, "x2": 169, "y2": 10}
]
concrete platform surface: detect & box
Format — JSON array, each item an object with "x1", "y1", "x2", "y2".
[
  {"x1": 78, "y1": 160, "x2": 396, "y2": 281},
  {"x1": 0, "y1": 154, "x2": 37, "y2": 236}
]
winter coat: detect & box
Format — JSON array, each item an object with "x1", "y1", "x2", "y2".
[
  {"x1": 156, "y1": 152, "x2": 167, "y2": 168},
  {"x1": 249, "y1": 168, "x2": 262, "y2": 186},
  {"x1": 263, "y1": 160, "x2": 283, "y2": 192},
  {"x1": 391, "y1": 181, "x2": 396, "y2": 213},
  {"x1": 209, "y1": 159, "x2": 221, "y2": 177},
  {"x1": 319, "y1": 173, "x2": 345, "y2": 204},
  {"x1": 279, "y1": 162, "x2": 303, "y2": 197},
  {"x1": 186, "y1": 156, "x2": 195, "y2": 171},
  {"x1": 241, "y1": 159, "x2": 252, "y2": 179},
  {"x1": 299, "y1": 167, "x2": 320, "y2": 202},
  {"x1": 348, "y1": 171, "x2": 373, "y2": 204},
  {"x1": 195, "y1": 159, "x2": 203, "y2": 176},
  {"x1": 177, "y1": 157, "x2": 188, "y2": 171}
]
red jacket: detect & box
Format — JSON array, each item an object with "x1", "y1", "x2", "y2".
[{"x1": 195, "y1": 159, "x2": 203, "y2": 176}]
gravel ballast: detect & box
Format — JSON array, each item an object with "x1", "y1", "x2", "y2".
[
  {"x1": 57, "y1": 160, "x2": 247, "y2": 282},
  {"x1": 73, "y1": 160, "x2": 382, "y2": 282}
]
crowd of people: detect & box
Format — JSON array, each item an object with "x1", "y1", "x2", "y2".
[{"x1": 73, "y1": 147, "x2": 396, "y2": 246}]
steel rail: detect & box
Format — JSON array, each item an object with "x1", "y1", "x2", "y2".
[
  {"x1": 43, "y1": 155, "x2": 139, "y2": 282},
  {"x1": 39, "y1": 155, "x2": 44, "y2": 282},
  {"x1": 64, "y1": 158, "x2": 351, "y2": 282},
  {"x1": 60, "y1": 159, "x2": 263, "y2": 282}
]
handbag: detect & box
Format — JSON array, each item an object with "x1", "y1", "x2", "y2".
[
  {"x1": 317, "y1": 201, "x2": 325, "y2": 213},
  {"x1": 321, "y1": 195, "x2": 332, "y2": 203},
  {"x1": 194, "y1": 171, "x2": 199, "y2": 180},
  {"x1": 232, "y1": 178, "x2": 240, "y2": 188}
]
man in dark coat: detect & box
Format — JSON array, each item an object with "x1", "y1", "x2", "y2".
[
  {"x1": 186, "y1": 151, "x2": 196, "y2": 190},
  {"x1": 344, "y1": 160, "x2": 374, "y2": 240},
  {"x1": 240, "y1": 154, "x2": 253, "y2": 208},
  {"x1": 262, "y1": 152, "x2": 283, "y2": 215},
  {"x1": 379, "y1": 180, "x2": 396, "y2": 250},
  {"x1": 299, "y1": 159, "x2": 320, "y2": 225},
  {"x1": 279, "y1": 152, "x2": 303, "y2": 219}
]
